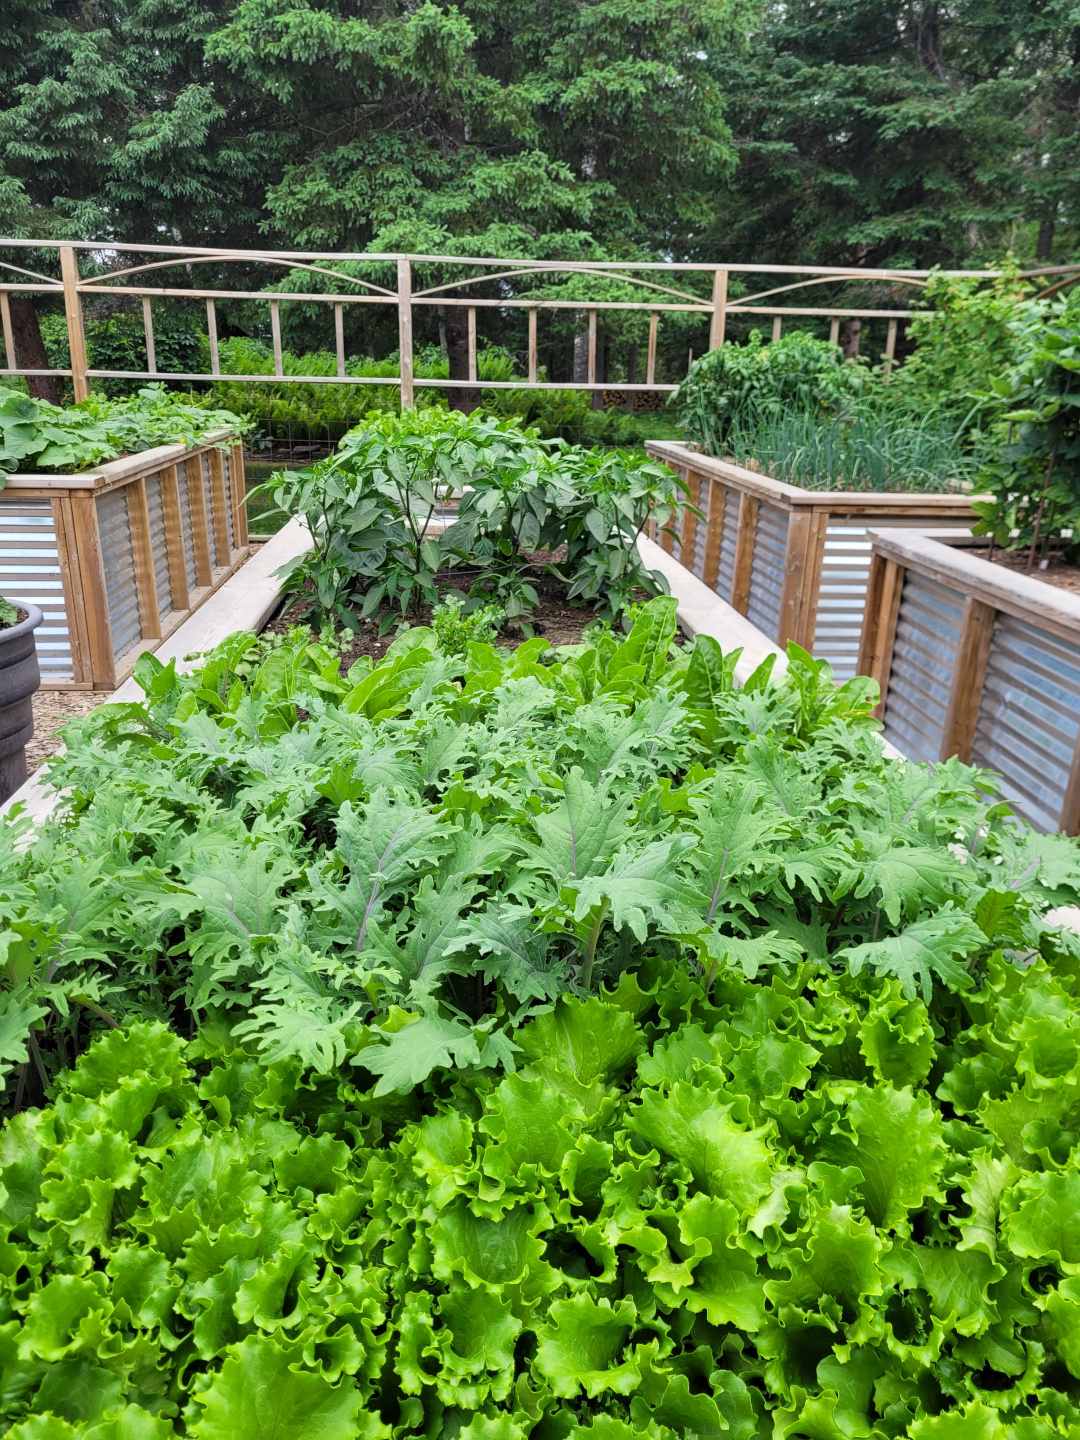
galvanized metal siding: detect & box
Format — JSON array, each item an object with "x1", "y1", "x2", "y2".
[
  {"x1": 223, "y1": 456, "x2": 235, "y2": 553},
  {"x1": 971, "y1": 615, "x2": 1080, "y2": 833},
  {"x1": 746, "y1": 502, "x2": 789, "y2": 639},
  {"x1": 714, "y1": 488, "x2": 741, "y2": 604},
  {"x1": 881, "y1": 572, "x2": 964, "y2": 762},
  {"x1": 813, "y1": 515, "x2": 975, "y2": 683},
  {"x1": 200, "y1": 455, "x2": 224, "y2": 569},
  {"x1": 176, "y1": 462, "x2": 199, "y2": 593},
  {"x1": 97, "y1": 488, "x2": 142, "y2": 662},
  {"x1": 0, "y1": 499, "x2": 74, "y2": 680},
  {"x1": 143, "y1": 473, "x2": 173, "y2": 617}
]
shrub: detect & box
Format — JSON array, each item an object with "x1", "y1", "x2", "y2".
[
  {"x1": 972, "y1": 286, "x2": 1080, "y2": 560},
  {"x1": 672, "y1": 329, "x2": 867, "y2": 451}
]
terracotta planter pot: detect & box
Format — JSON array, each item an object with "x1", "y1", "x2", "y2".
[{"x1": 0, "y1": 603, "x2": 42, "y2": 804}]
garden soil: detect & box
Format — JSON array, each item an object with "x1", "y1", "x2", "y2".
[{"x1": 985, "y1": 550, "x2": 1080, "y2": 596}]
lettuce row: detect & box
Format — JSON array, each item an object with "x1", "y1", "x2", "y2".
[
  {"x1": 5, "y1": 939, "x2": 1080, "y2": 1438},
  {"x1": 2, "y1": 599, "x2": 1078, "y2": 1104}
]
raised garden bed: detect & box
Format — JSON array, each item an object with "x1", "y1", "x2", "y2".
[
  {"x1": 860, "y1": 527, "x2": 1080, "y2": 832},
  {"x1": 645, "y1": 440, "x2": 980, "y2": 679},
  {"x1": 0, "y1": 432, "x2": 249, "y2": 689}
]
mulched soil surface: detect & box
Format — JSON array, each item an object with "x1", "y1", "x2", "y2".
[
  {"x1": 983, "y1": 548, "x2": 1080, "y2": 596},
  {"x1": 27, "y1": 691, "x2": 103, "y2": 775},
  {"x1": 264, "y1": 556, "x2": 623, "y2": 671}
]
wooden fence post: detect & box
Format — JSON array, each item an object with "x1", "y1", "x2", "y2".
[
  {"x1": 528, "y1": 308, "x2": 538, "y2": 383},
  {"x1": 646, "y1": 312, "x2": 658, "y2": 386},
  {"x1": 229, "y1": 444, "x2": 249, "y2": 548},
  {"x1": 884, "y1": 318, "x2": 898, "y2": 381},
  {"x1": 206, "y1": 300, "x2": 220, "y2": 377},
  {"x1": 731, "y1": 494, "x2": 758, "y2": 614},
  {"x1": 709, "y1": 269, "x2": 728, "y2": 351},
  {"x1": 60, "y1": 246, "x2": 90, "y2": 402},
  {"x1": 398, "y1": 258, "x2": 414, "y2": 409},
  {"x1": 270, "y1": 300, "x2": 283, "y2": 378},
  {"x1": 142, "y1": 298, "x2": 157, "y2": 375},
  {"x1": 0, "y1": 292, "x2": 14, "y2": 370},
  {"x1": 335, "y1": 303, "x2": 345, "y2": 379},
  {"x1": 940, "y1": 597, "x2": 996, "y2": 762}
]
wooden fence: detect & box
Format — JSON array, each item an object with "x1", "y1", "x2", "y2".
[
  {"x1": 859, "y1": 530, "x2": 1080, "y2": 834},
  {"x1": 0, "y1": 433, "x2": 249, "y2": 689},
  {"x1": 0, "y1": 239, "x2": 1022, "y2": 404},
  {"x1": 645, "y1": 442, "x2": 978, "y2": 679}
]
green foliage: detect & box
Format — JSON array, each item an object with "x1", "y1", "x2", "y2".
[
  {"x1": 9, "y1": 908, "x2": 1080, "y2": 1435},
  {"x1": 261, "y1": 411, "x2": 683, "y2": 627},
  {"x1": 972, "y1": 288, "x2": 1080, "y2": 558},
  {"x1": 0, "y1": 385, "x2": 245, "y2": 476},
  {"x1": 674, "y1": 330, "x2": 867, "y2": 451},
  {"x1": 38, "y1": 311, "x2": 205, "y2": 398},
  {"x1": 0, "y1": 595, "x2": 17, "y2": 627},
  {"x1": 431, "y1": 598, "x2": 505, "y2": 658},
  {"x1": 890, "y1": 274, "x2": 1036, "y2": 418},
  {"x1": 2, "y1": 600, "x2": 1077, "y2": 1112}
]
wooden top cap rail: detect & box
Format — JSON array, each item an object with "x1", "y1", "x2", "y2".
[
  {"x1": 868, "y1": 527, "x2": 1080, "y2": 641},
  {"x1": 646, "y1": 441, "x2": 988, "y2": 510},
  {"x1": 0, "y1": 428, "x2": 238, "y2": 492}
]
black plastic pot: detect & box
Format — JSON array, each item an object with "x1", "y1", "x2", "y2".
[{"x1": 0, "y1": 603, "x2": 42, "y2": 804}]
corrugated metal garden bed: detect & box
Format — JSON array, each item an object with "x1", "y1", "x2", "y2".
[
  {"x1": 645, "y1": 440, "x2": 980, "y2": 680},
  {"x1": 860, "y1": 528, "x2": 1080, "y2": 833},
  {"x1": 0, "y1": 430, "x2": 249, "y2": 690}
]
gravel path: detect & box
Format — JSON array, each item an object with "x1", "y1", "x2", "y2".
[{"x1": 26, "y1": 692, "x2": 102, "y2": 775}]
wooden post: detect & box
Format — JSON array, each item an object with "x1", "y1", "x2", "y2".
[
  {"x1": 229, "y1": 444, "x2": 249, "y2": 548},
  {"x1": 208, "y1": 448, "x2": 231, "y2": 562},
  {"x1": 679, "y1": 470, "x2": 701, "y2": 566},
  {"x1": 528, "y1": 308, "x2": 538, "y2": 383},
  {"x1": 335, "y1": 303, "x2": 345, "y2": 379},
  {"x1": 69, "y1": 493, "x2": 115, "y2": 687},
  {"x1": 940, "y1": 597, "x2": 996, "y2": 762},
  {"x1": 128, "y1": 478, "x2": 162, "y2": 640},
  {"x1": 206, "y1": 299, "x2": 220, "y2": 377},
  {"x1": 858, "y1": 554, "x2": 904, "y2": 716},
  {"x1": 709, "y1": 268, "x2": 728, "y2": 351},
  {"x1": 829, "y1": 318, "x2": 840, "y2": 347},
  {"x1": 587, "y1": 309, "x2": 597, "y2": 384},
  {"x1": 186, "y1": 460, "x2": 214, "y2": 587},
  {"x1": 884, "y1": 318, "x2": 898, "y2": 381},
  {"x1": 159, "y1": 464, "x2": 191, "y2": 613},
  {"x1": 701, "y1": 480, "x2": 725, "y2": 590},
  {"x1": 142, "y1": 297, "x2": 157, "y2": 375},
  {"x1": 772, "y1": 315, "x2": 783, "y2": 343},
  {"x1": 0, "y1": 292, "x2": 15, "y2": 370},
  {"x1": 270, "y1": 300, "x2": 283, "y2": 378},
  {"x1": 777, "y1": 508, "x2": 813, "y2": 647},
  {"x1": 731, "y1": 493, "x2": 759, "y2": 614},
  {"x1": 53, "y1": 497, "x2": 91, "y2": 684},
  {"x1": 468, "y1": 306, "x2": 477, "y2": 383},
  {"x1": 1060, "y1": 739, "x2": 1080, "y2": 836},
  {"x1": 60, "y1": 246, "x2": 90, "y2": 401},
  {"x1": 794, "y1": 510, "x2": 831, "y2": 651},
  {"x1": 646, "y1": 311, "x2": 658, "y2": 386},
  {"x1": 397, "y1": 257, "x2": 414, "y2": 409}
]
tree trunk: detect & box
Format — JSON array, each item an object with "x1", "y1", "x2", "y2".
[
  {"x1": 1037, "y1": 213, "x2": 1055, "y2": 261},
  {"x1": 841, "y1": 318, "x2": 862, "y2": 359},
  {"x1": 443, "y1": 295, "x2": 480, "y2": 413},
  {"x1": 9, "y1": 297, "x2": 62, "y2": 405}
]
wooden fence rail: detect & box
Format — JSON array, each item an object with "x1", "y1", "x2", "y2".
[
  {"x1": 0, "y1": 239, "x2": 1043, "y2": 405},
  {"x1": 0, "y1": 432, "x2": 248, "y2": 689},
  {"x1": 859, "y1": 530, "x2": 1080, "y2": 834},
  {"x1": 645, "y1": 442, "x2": 979, "y2": 679}
]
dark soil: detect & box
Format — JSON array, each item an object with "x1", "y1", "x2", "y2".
[
  {"x1": 264, "y1": 562, "x2": 619, "y2": 671},
  {"x1": 983, "y1": 548, "x2": 1080, "y2": 596},
  {"x1": 0, "y1": 607, "x2": 28, "y2": 632}
]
